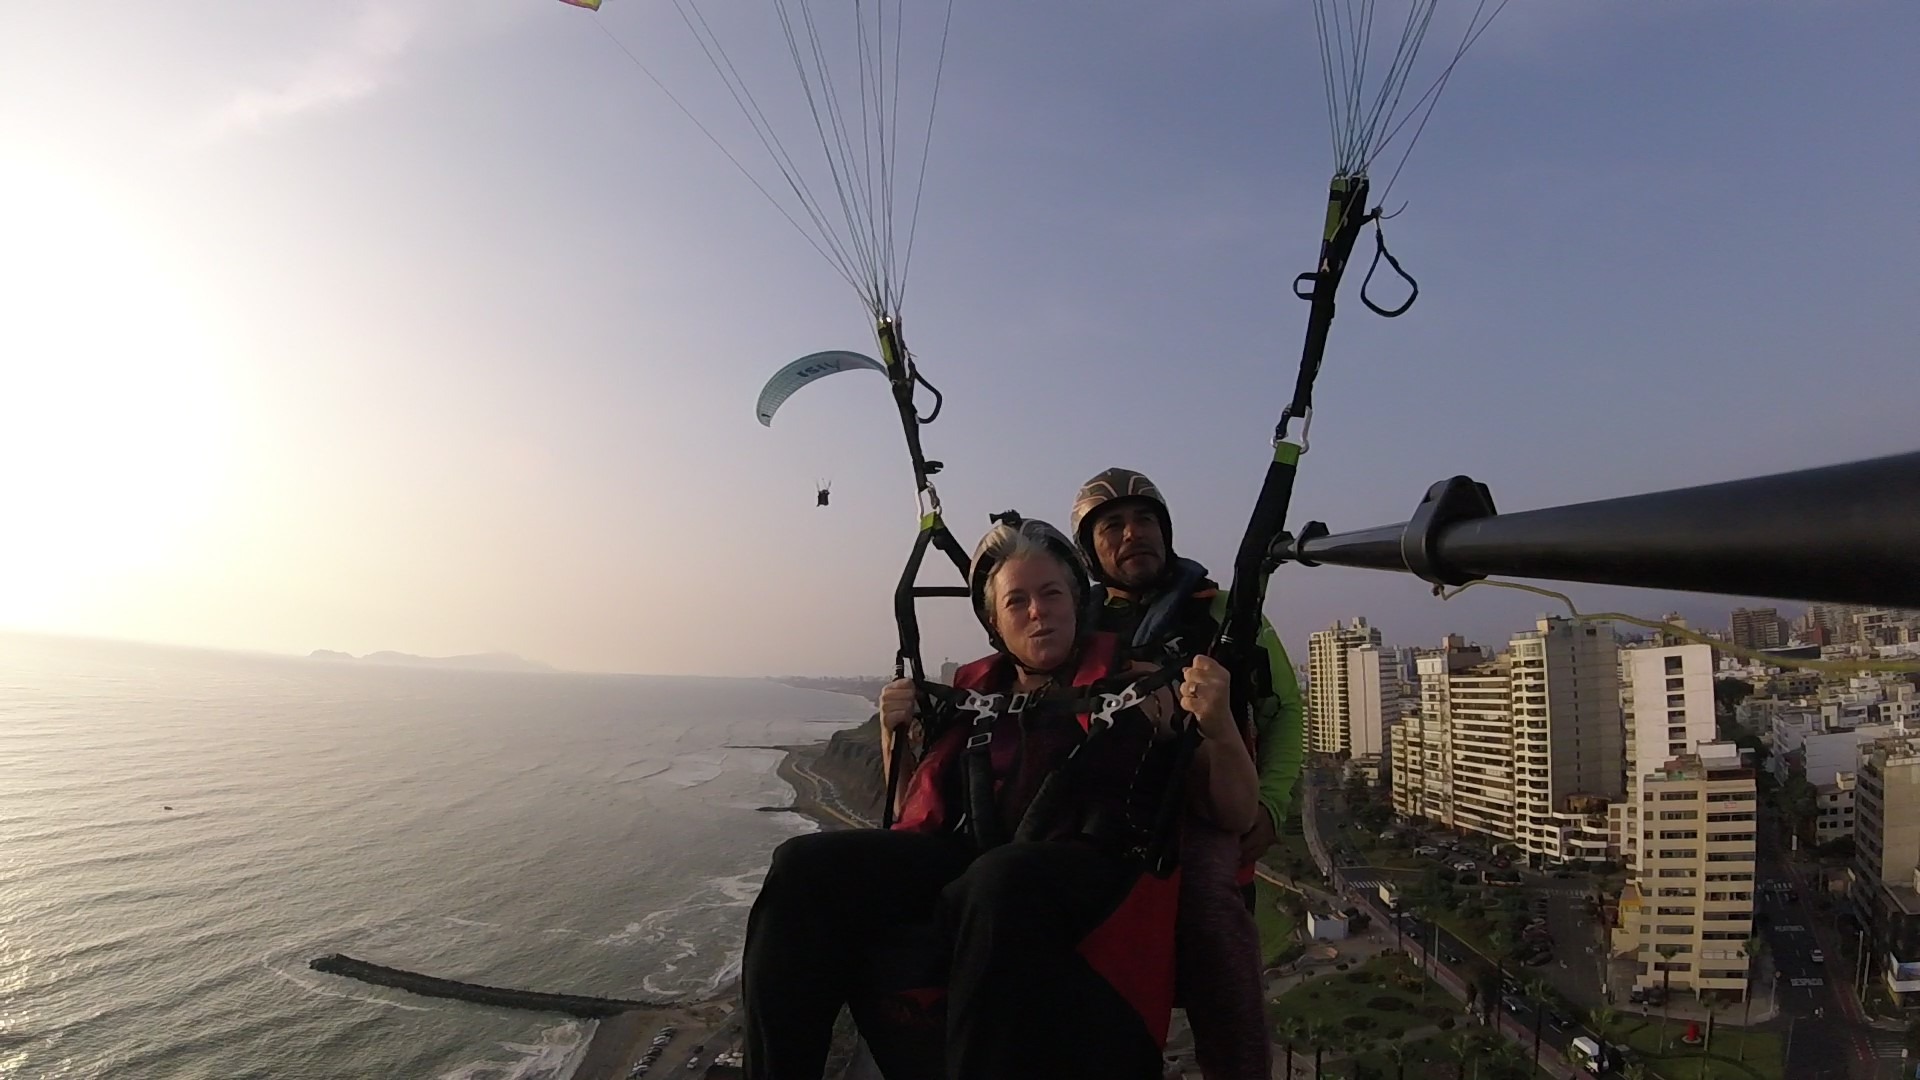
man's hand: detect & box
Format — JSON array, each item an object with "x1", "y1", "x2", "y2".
[{"x1": 1239, "y1": 803, "x2": 1278, "y2": 865}]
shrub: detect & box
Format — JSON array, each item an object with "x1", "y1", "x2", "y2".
[
  {"x1": 1368, "y1": 996, "x2": 1406, "y2": 1012},
  {"x1": 1347, "y1": 970, "x2": 1377, "y2": 984},
  {"x1": 1335, "y1": 962, "x2": 1350, "y2": 971},
  {"x1": 1438, "y1": 1016, "x2": 1456, "y2": 1030},
  {"x1": 1342, "y1": 1015, "x2": 1378, "y2": 1032}
]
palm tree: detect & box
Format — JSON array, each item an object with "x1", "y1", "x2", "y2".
[
  {"x1": 1490, "y1": 1040, "x2": 1528, "y2": 1080},
  {"x1": 1383, "y1": 1040, "x2": 1411, "y2": 1080},
  {"x1": 1447, "y1": 1030, "x2": 1476, "y2": 1080},
  {"x1": 1624, "y1": 1063, "x2": 1650, "y2": 1080},
  {"x1": 1523, "y1": 974, "x2": 1551, "y2": 1073},
  {"x1": 1485, "y1": 928, "x2": 1515, "y2": 1024},
  {"x1": 1655, "y1": 943, "x2": 1683, "y2": 1051},
  {"x1": 1278, "y1": 1017, "x2": 1306, "y2": 1079},
  {"x1": 1589, "y1": 1004, "x2": 1619, "y2": 1055},
  {"x1": 1738, "y1": 933, "x2": 1765, "y2": 1060},
  {"x1": 1308, "y1": 1019, "x2": 1333, "y2": 1079}
]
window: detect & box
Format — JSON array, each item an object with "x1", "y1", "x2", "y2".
[
  {"x1": 1668, "y1": 694, "x2": 1686, "y2": 708},
  {"x1": 1665, "y1": 657, "x2": 1684, "y2": 674},
  {"x1": 1658, "y1": 810, "x2": 1699, "y2": 821},
  {"x1": 1660, "y1": 791, "x2": 1700, "y2": 801},
  {"x1": 1658, "y1": 869, "x2": 1697, "y2": 878},
  {"x1": 1666, "y1": 676, "x2": 1686, "y2": 691},
  {"x1": 1656, "y1": 888, "x2": 1697, "y2": 898},
  {"x1": 1656, "y1": 907, "x2": 1697, "y2": 916},
  {"x1": 1658, "y1": 849, "x2": 1699, "y2": 860},
  {"x1": 1659, "y1": 830, "x2": 1699, "y2": 840}
]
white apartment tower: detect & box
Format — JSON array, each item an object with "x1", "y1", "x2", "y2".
[
  {"x1": 1615, "y1": 644, "x2": 1719, "y2": 871},
  {"x1": 1307, "y1": 618, "x2": 1389, "y2": 758}
]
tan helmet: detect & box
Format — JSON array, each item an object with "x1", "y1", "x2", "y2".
[{"x1": 1069, "y1": 467, "x2": 1172, "y2": 583}]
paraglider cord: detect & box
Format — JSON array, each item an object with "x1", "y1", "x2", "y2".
[
  {"x1": 1361, "y1": 216, "x2": 1418, "y2": 318},
  {"x1": 911, "y1": 366, "x2": 945, "y2": 425}
]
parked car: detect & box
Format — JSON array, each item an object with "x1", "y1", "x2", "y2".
[
  {"x1": 1811, "y1": 948, "x2": 1825, "y2": 963},
  {"x1": 1452, "y1": 860, "x2": 1477, "y2": 872},
  {"x1": 1416, "y1": 845, "x2": 1442, "y2": 856}
]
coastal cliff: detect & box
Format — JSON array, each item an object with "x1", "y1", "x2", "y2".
[{"x1": 814, "y1": 714, "x2": 886, "y2": 822}]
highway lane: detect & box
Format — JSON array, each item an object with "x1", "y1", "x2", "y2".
[{"x1": 1756, "y1": 819, "x2": 1876, "y2": 1080}]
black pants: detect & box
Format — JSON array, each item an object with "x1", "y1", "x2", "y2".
[{"x1": 741, "y1": 829, "x2": 1163, "y2": 1080}]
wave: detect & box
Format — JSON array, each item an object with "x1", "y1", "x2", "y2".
[{"x1": 437, "y1": 1020, "x2": 591, "y2": 1080}]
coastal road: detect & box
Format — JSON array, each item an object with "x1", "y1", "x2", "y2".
[{"x1": 786, "y1": 753, "x2": 871, "y2": 830}]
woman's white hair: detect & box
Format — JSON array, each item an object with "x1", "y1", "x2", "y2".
[{"x1": 981, "y1": 529, "x2": 1083, "y2": 628}]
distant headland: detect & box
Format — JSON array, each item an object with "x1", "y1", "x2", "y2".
[
  {"x1": 306, "y1": 650, "x2": 557, "y2": 674},
  {"x1": 769, "y1": 675, "x2": 889, "y2": 702}
]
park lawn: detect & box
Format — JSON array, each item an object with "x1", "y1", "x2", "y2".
[
  {"x1": 1253, "y1": 876, "x2": 1300, "y2": 965},
  {"x1": 1269, "y1": 952, "x2": 1464, "y2": 1043},
  {"x1": 1613, "y1": 1017, "x2": 1784, "y2": 1080}
]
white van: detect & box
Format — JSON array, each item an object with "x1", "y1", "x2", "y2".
[{"x1": 1568, "y1": 1036, "x2": 1603, "y2": 1075}]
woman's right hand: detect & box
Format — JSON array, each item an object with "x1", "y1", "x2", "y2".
[{"x1": 879, "y1": 677, "x2": 918, "y2": 738}]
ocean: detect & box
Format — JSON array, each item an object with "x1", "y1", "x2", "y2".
[{"x1": 0, "y1": 633, "x2": 869, "y2": 1079}]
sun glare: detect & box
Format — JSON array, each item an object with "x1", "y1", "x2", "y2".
[{"x1": 0, "y1": 157, "x2": 233, "y2": 631}]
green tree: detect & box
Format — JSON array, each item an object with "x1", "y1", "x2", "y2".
[{"x1": 1656, "y1": 943, "x2": 1683, "y2": 1051}]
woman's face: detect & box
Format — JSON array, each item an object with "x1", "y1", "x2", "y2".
[{"x1": 990, "y1": 555, "x2": 1078, "y2": 671}]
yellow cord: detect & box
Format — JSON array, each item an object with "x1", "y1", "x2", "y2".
[{"x1": 1429, "y1": 579, "x2": 1920, "y2": 675}]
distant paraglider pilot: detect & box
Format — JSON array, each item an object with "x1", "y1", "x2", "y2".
[{"x1": 816, "y1": 481, "x2": 831, "y2": 508}]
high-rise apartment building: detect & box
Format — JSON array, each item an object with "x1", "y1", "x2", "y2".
[
  {"x1": 1614, "y1": 744, "x2": 1758, "y2": 999},
  {"x1": 1615, "y1": 644, "x2": 1722, "y2": 882},
  {"x1": 1850, "y1": 736, "x2": 1920, "y2": 1004},
  {"x1": 1307, "y1": 618, "x2": 1389, "y2": 758},
  {"x1": 1389, "y1": 620, "x2": 1620, "y2": 864},
  {"x1": 1511, "y1": 619, "x2": 1623, "y2": 863},
  {"x1": 1730, "y1": 608, "x2": 1788, "y2": 651},
  {"x1": 1390, "y1": 636, "x2": 1486, "y2": 823}
]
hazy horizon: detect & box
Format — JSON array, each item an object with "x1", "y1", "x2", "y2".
[{"x1": 4, "y1": 2, "x2": 1914, "y2": 677}]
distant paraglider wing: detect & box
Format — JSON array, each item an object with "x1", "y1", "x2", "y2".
[
  {"x1": 554, "y1": 0, "x2": 600, "y2": 10},
  {"x1": 755, "y1": 351, "x2": 887, "y2": 427}
]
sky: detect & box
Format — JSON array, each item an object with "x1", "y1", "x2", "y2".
[{"x1": 1, "y1": 1, "x2": 1914, "y2": 677}]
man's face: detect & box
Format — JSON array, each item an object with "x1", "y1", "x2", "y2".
[{"x1": 1090, "y1": 500, "x2": 1166, "y2": 589}]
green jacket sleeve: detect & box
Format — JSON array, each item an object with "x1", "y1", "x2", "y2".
[
  {"x1": 1208, "y1": 594, "x2": 1305, "y2": 831},
  {"x1": 1251, "y1": 616, "x2": 1304, "y2": 831}
]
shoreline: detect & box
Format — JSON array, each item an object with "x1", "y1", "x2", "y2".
[{"x1": 572, "y1": 733, "x2": 861, "y2": 1078}]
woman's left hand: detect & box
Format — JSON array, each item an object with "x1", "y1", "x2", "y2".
[{"x1": 1179, "y1": 655, "x2": 1236, "y2": 741}]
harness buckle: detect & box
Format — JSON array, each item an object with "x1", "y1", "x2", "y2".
[
  {"x1": 957, "y1": 690, "x2": 1003, "y2": 725},
  {"x1": 1092, "y1": 682, "x2": 1147, "y2": 728},
  {"x1": 966, "y1": 731, "x2": 993, "y2": 749}
]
